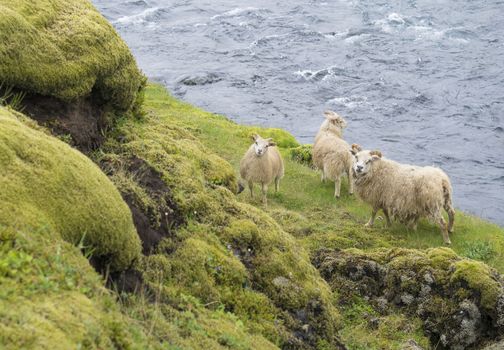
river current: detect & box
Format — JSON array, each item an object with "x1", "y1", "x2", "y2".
[{"x1": 92, "y1": 0, "x2": 504, "y2": 226}]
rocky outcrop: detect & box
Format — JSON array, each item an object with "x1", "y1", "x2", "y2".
[{"x1": 314, "y1": 247, "x2": 504, "y2": 349}]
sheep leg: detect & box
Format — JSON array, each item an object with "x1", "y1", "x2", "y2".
[
  {"x1": 334, "y1": 176, "x2": 341, "y2": 198},
  {"x1": 248, "y1": 181, "x2": 254, "y2": 198},
  {"x1": 365, "y1": 208, "x2": 378, "y2": 227},
  {"x1": 445, "y1": 203, "x2": 455, "y2": 233},
  {"x1": 437, "y1": 215, "x2": 451, "y2": 245},
  {"x1": 275, "y1": 177, "x2": 280, "y2": 192},
  {"x1": 261, "y1": 183, "x2": 268, "y2": 205},
  {"x1": 321, "y1": 171, "x2": 326, "y2": 183},
  {"x1": 382, "y1": 208, "x2": 392, "y2": 227},
  {"x1": 347, "y1": 167, "x2": 354, "y2": 195}
]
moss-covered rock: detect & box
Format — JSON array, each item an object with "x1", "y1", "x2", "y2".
[
  {"x1": 0, "y1": 0, "x2": 143, "y2": 107},
  {"x1": 0, "y1": 107, "x2": 141, "y2": 271},
  {"x1": 314, "y1": 247, "x2": 504, "y2": 349}
]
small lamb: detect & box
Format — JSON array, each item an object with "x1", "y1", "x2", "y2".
[
  {"x1": 313, "y1": 110, "x2": 354, "y2": 198},
  {"x1": 351, "y1": 145, "x2": 455, "y2": 244},
  {"x1": 240, "y1": 134, "x2": 284, "y2": 205}
]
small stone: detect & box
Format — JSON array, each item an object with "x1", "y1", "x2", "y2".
[
  {"x1": 368, "y1": 317, "x2": 380, "y2": 330},
  {"x1": 401, "y1": 293, "x2": 415, "y2": 305},
  {"x1": 423, "y1": 272, "x2": 434, "y2": 284},
  {"x1": 375, "y1": 297, "x2": 389, "y2": 313},
  {"x1": 401, "y1": 339, "x2": 424, "y2": 350},
  {"x1": 272, "y1": 276, "x2": 290, "y2": 288}
]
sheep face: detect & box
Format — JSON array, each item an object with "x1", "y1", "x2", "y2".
[
  {"x1": 320, "y1": 110, "x2": 347, "y2": 137},
  {"x1": 252, "y1": 134, "x2": 276, "y2": 157},
  {"x1": 352, "y1": 150, "x2": 382, "y2": 177}
]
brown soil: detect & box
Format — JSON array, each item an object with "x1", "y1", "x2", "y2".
[
  {"x1": 101, "y1": 156, "x2": 185, "y2": 255},
  {"x1": 20, "y1": 92, "x2": 107, "y2": 151}
]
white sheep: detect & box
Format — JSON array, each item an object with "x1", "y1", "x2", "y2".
[
  {"x1": 240, "y1": 134, "x2": 284, "y2": 205},
  {"x1": 351, "y1": 144, "x2": 455, "y2": 244},
  {"x1": 313, "y1": 110, "x2": 354, "y2": 198}
]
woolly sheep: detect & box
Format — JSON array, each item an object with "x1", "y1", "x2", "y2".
[
  {"x1": 351, "y1": 145, "x2": 455, "y2": 244},
  {"x1": 313, "y1": 110, "x2": 354, "y2": 198},
  {"x1": 240, "y1": 134, "x2": 284, "y2": 205}
]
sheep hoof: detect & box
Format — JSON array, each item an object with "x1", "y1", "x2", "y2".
[
  {"x1": 444, "y1": 240, "x2": 452, "y2": 246},
  {"x1": 364, "y1": 223, "x2": 373, "y2": 228}
]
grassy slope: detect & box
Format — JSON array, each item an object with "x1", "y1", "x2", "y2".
[
  {"x1": 141, "y1": 84, "x2": 504, "y2": 348},
  {"x1": 144, "y1": 84, "x2": 504, "y2": 272}
]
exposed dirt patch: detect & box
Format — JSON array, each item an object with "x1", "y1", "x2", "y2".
[
  {"x1": 20, "y1": 91, "x2": 107, "y2": 151},
  {"x1": 101, "y1": 156, "x2": 185, "y2": 255},
  {"x1": 126, "y1": 156, "x2": 185, "y2": 254},
  {"x1": 107, "y1": 268, "x2": 147, "y2": 295}
]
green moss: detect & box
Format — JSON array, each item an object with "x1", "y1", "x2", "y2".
[
  {"x1": 340, "y1": 297, "x2": 429, "y2": 350},
  {"x1": 0, "y1": 107, "x2": 141, "y2": 270},
  {"x1": 451, "y1": 260, "x2": 501, "y2": 310},
  {"x1": 0, "y1": 225, "x2": 152, "y2": 350},
  {"x1": 239, "y1": 127, "x2": 299, "y2": 148},
  {"x1": 426, "y1": 247, "x2": 459, "y2": 269},
  {"x1": 0, "y1": 0, "x2": 144, "y2": 111},
  {"x1": 290, "y1": 144, "x2": 313, "y2": 168}
]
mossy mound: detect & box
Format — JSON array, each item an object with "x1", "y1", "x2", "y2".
[
  {"x1": 314, "y1": 247, "x2": 504, "y2": 349},
  {"x1": 98, "y1": 87, "x2": 344, "y2": 349},
  {"x1": 0, "y1": 225, "x2": 153, "y2": 350},
  {"x1": 0, "y1": 107, "x2": 141, "y2": 271},
  {"x1": 0, "y1": 0, "x2": 143, "y2": 108}
]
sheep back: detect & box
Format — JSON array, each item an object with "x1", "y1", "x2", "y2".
[
  {"x1": 313, "y1": 134, "x2": 353, "y2": 179},
  {"x1": 355, "y1": 159, "x2": 452, "y2": 223}
]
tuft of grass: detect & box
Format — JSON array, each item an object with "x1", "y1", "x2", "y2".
[
  {"x1": 0, "y1": 83, "x2": 26, "y2": 111},
  {"x1": 461, "y1": 240, "x2": 495, "y2": 262}
]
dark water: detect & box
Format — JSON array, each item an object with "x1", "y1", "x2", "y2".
[{"x1": 92, "y1": 0, "x2": 504, "y2": 226}]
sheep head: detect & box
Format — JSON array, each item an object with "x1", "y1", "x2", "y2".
[
  {"x1": 352, "y1": 149, "x2": 382, "y2": 177},
  {"x1": 320, "y1": 110, "x2": 347, "y2": 137},
  {"x1": 324, "y1": 110, "x2": 347, "y2": 128},
  {"x1": 251, "y1": 134, "x2": 275, "y2": 157}
]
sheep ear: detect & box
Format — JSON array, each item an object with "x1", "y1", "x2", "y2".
[
  {"x1": 251, "y1": 133, "x2": 259, "y2": 141},
  {"x1": 268, "y1": 141, "x2": 276, "y2": 147},
  {"x1": 350, "y1": 143, "x2": 362, "y2": 155},
  {"x1": 323, "y1": 110, "x2": 339, "y2": 121},
  {"x1": 370, "y1": 150, "x2": 382, "y2": 160}
]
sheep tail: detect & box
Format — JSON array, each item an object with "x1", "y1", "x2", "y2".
[{"x1": 442, "y1": 179, "x2": 452, "y2": 207}]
